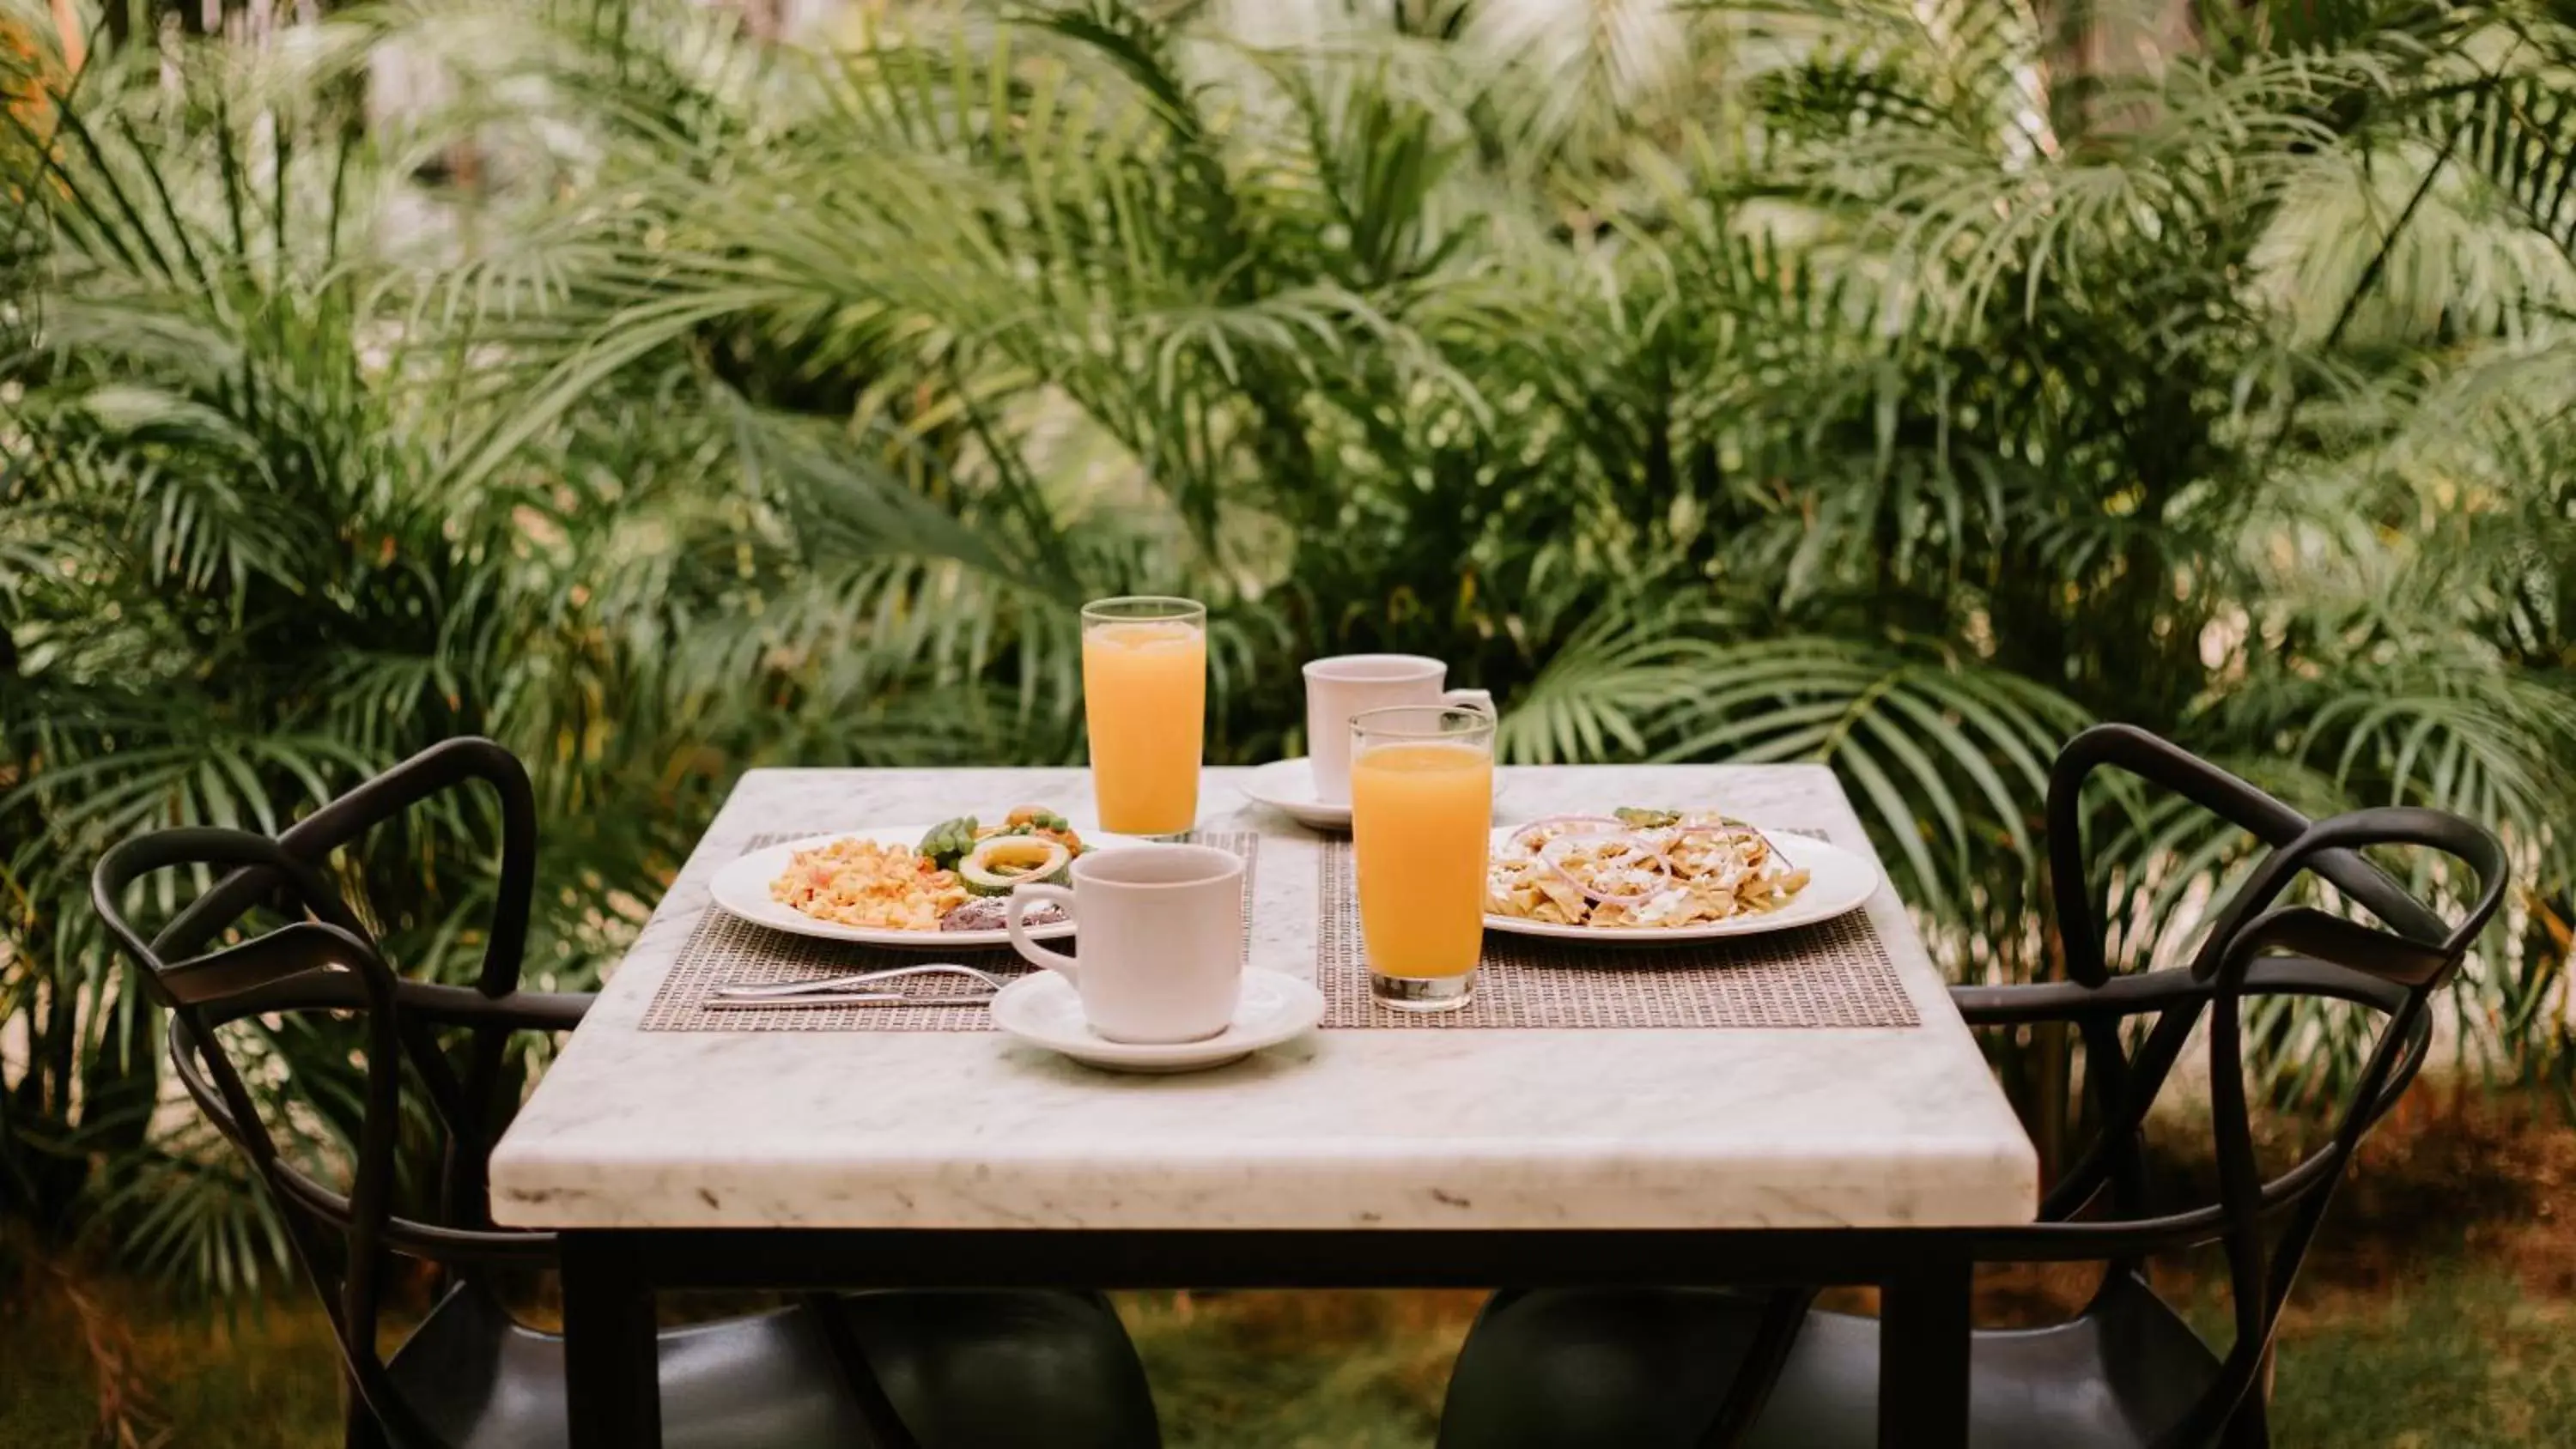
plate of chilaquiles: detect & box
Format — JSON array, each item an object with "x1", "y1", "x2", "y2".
[
  {"x1": 710, "y1": 807, "x2": 1152, "y2": 949},
  {"x1": 1483, "y1": 808, "x2": 1878, "y2": 945}
]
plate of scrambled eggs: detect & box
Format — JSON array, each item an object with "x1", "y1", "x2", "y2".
[{"x1": 709, "y1": 818, "x2": 1148, "y2": 948}]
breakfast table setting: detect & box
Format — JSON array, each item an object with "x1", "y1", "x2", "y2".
[{"x1": 486, "y1": 597, "x2": 2040, "y2": 1449}]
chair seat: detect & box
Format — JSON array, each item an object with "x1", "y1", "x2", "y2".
[
  {"x1": 387, "y1": 1284, "x2": 1160, "y2": 1449},
  {"x1": 1439, "y1": 1272, "x2": 2221, "y2": 1449}
]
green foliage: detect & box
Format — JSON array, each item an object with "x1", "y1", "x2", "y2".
[{"x1": 7, "y1": 0, "x2": 2576, "y2": 1294}]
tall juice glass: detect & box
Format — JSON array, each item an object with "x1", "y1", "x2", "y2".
[
  {"x1": 1081, "y1": 597, "x2": 1207, "y2": 837},
  {"x1": 1349, "y1": 705, "x2": 1495, "y2": 1011}
]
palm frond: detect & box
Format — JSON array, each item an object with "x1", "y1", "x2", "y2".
[{"x1": 1653, "y1": 637, "x2": 2087, "y2": 909}]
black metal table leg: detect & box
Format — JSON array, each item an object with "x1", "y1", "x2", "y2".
[
  {"x1": 1878, "y1": 1257, "x2": 1972, "y2": 1449},
  {"x1": 562, "y1": 1233, "x2": 663, "y2": 1449}
]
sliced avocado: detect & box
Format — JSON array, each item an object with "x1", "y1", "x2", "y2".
[{"x1": 958, "y1": 835, "x2": 1073, "y2": 896}]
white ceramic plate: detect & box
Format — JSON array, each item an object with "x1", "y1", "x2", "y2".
[
  {"x1": 708, "y1": 823, "x2": 1151, "y2": 949},
  {"x1": 1482, "y1": 825, "x2": 1879, "y2": 945},
  {"x1": 1240, "y1": 757, "x2": 1508, "y2": 834},
  {"x1": 991, "y1": 968, "x2": 1325, "y2": 1074}
]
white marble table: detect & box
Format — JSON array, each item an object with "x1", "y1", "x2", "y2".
[
  {"x1": 493, "y1": 764, "x2": 2035, "y2": 1233},
  {"x1": 491, "y1": 764, "x2": 2037, "y2": 1449}
]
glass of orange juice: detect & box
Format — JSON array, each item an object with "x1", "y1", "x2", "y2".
[
  {"x1": 1081, "y1": 596, "x2": 1207, "y2": 838},
  {"x1": 1349, "y1": 704, "x2": 1495, "y2": 1011}
]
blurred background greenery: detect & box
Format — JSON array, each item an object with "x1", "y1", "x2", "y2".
[{"x1": 7, "y1": 0, "x2": 2576, "y2": 1442}]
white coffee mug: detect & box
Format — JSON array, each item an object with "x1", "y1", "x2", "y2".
[
  {"x1": 1302, "y1": 654, "x2": 1494, "y2": 805},
  {"x1": 1005, "y1": 846, "x2": 1246, "y2": 1044}
]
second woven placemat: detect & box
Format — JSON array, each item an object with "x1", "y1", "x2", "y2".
[{"x1": 1315, "y1": 838, "x2": 1917, "y2": 1029}]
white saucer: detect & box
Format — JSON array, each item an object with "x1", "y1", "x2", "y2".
[
  {"x1": 990, "y1": 968, "x2": 1325, "y2": 1074},
  {"x1": 1240, "y1": 757, "x2": 1506, "y2": 833}
]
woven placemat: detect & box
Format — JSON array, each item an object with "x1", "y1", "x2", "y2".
[
  {"x1": 639, "y1": 832, "x2": 1258, "y2": 1033},
  {"x1": 1315, "y1": 835, "x2": 1917, "y2": 1029}
]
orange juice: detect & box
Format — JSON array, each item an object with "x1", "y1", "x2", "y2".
[
  {"x1": 1083, "y1": 619, "x2": 1206, "y2": 834},
  {"x1": 1350, "y1": 741, "x2": 1493, "y2": 977}
]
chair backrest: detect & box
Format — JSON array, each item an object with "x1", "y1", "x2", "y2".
[
  {"x1": 90, "y1": 738, "x2": 559, "y2": 1448},
  {"x1": 2022, "y1": 724, "x2": 2508, "y2": 1446}
]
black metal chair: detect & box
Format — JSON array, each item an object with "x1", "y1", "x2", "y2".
[
  {"x1": 91, "y1": 737, "x2": 1163, "y2": 1449},
  {"x1": 1436, "y1": 724, "x2": 2508, "y2": 1449}
]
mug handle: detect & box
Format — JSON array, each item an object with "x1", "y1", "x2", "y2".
[
  {"x1": 1006, "y1": 884, "x2": 1080, "y2": 980},
  {"x1": 1442, "y1": 687, "x2": 1496, "y2": 717}
]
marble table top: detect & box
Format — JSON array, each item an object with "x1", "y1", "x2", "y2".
[{"x1": 488, "y1": 765, "x2": 2038, "y2": 1232}]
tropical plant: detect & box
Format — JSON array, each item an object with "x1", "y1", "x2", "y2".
[
  {"x1": 7, "y1": 0, "x2": 2576, "y2": 1311},
  {"x1": 0, "y1": 9, "x2": 779, "y2": 1280},
  {"x1": 431, "y1": 0, "x2": 2576, "y2": 1100}
]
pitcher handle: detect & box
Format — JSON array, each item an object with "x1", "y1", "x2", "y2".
[
  {"x1": 1442, "y1": 687, "x2": 1496, "y2": 717},
  {"x1": 1006, "y1": 885, "x2": 1080, "y2": 980}
]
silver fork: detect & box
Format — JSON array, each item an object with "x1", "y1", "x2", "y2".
[
  {"x1": 708, "y1": 962, "x2": 1010, "y2": 1003},
  {"x1": 702, "y1": 991, "x2": 997, "y2": 1010}
]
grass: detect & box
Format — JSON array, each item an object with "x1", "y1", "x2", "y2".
[
  {"x1": 1125, "y1": 1291, "x2": 1474, "y2": 1447},
  {"x1": 7, "y1": 1101, "x2": 2573, "y2": 1446},
  {"x1": 0, "y1": 1260, "x2": 344, "y2": 1449},
  {"x1": 2255, "y1": 1276, "x2": 2576, "y2": 1448},
  {"x1": 5, "y1": 1270, "x2": 2573, "y2": 1447},
  {"x1": 1136, "y1": 1271, "x2": 2576, "y2": 1448}
]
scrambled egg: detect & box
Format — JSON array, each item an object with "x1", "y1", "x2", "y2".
[{"x1": 771, "y1": 838, "x2": 969, "y2": 931}]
